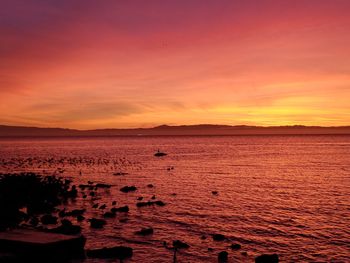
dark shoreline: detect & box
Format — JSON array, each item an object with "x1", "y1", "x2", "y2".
[
  {"x1": 0, "y1": 172, "x2": 280, "y2": 262},
  {"x1": 1, "y1": 134, "x2": 350, "y2": 140},
  {"x1": 1, "y1": 124, "x2": 350, "y2": 137}
]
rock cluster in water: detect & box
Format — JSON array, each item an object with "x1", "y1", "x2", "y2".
[
  {"x1": 86, "y1": 246, "x2": 133, "y2": 259},
  {"x1": 255, "y1": 253, "x2": 279, "y2": 263},
  {"x1": 0, "y1": 171, "x2": 280, "y2": 262},
  {"x1": 120, "y1": 185, "x2": 137, "y2": 193}
]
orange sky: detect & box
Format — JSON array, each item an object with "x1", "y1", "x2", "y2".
[{"x1": 1, "y1": 0, "x2": 350, "y2": 129}]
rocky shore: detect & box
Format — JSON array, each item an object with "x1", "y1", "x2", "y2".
[{"x1": 0, "y1": 172, "x2": 279, "y2": 262}]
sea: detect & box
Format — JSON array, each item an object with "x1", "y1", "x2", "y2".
[{"x1": 0, "y1": 135, "x2": 349, "y2": 262}]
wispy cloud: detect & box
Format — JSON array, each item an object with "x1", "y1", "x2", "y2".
[{"x1": 0, "y1": 0, "x2": 350, "y2": 127}]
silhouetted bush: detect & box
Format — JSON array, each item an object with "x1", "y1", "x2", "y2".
[{"x1": 0, "y1": 172, "x2": 73, "y2": 230}]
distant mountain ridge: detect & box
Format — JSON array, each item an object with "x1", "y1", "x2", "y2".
[{"x1": 1, "y1": 124, "x2": 350, "y2": 136}]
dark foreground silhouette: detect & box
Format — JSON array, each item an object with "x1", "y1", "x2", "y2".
[{"x1": 0, "y1": 172, "x2": 279, "y2": 262}]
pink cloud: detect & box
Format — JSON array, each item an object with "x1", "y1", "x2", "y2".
[{"x1": 0, "y1": 0, "x2": 350, "y2": 127}]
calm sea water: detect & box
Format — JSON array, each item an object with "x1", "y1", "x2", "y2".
[{"x1": 0, "y1": 136, "x2": 349, "y2": 262}]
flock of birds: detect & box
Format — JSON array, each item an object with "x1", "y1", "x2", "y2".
[{"x1": 0, "y1": 156, "x2": 143, "y2": 175}]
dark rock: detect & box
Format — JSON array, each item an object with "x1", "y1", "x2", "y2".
[
  {"x1": 76, "y1": 215, "x2": 85, "y2": 222},
  {"x1": 29, "y1": 217, "x2": 39, "y2": 226},
  {"x1": 241, "y1": 251, "x2": 248, "y2": 256},
  {"x1": 78, "y1": 184, "x2": 87, "y2": 190},
  {"x1": 200, "y1": 235, "x2": 207, "y2": 240},
  {"x1": 120, "y1": 186, "x2": 137, "y2": 193},
  {"x1": 172, "y1": 240, "x2": 190, "y2": 249},
  {"x1": 136, "y1": 200, "x2": 165, "y2": 207},
  {"x1": 99, "y1": 204, "x2": 106, "y2": 209},
  {"x1": 19, "y1": 211, "x2": 29, "y2": 222},
  {"x1": 137, "y1": 197, "x2": 143, "y2": 200},
  {"x1": 67, "y1": 186, "x2": 77, "y2": 198},
  {"x1": 92, "y1": 203, "x2": 99, "y2": 208},
  {"x1": 89, "y1": 191, "x2": 95, "y2": 197},
  {"x1": 64, "y1": 179, "x2": 71, "y2": 184},
  {"x1": 147, "y1": 184, "x2": 154, "y2": 188},
  {"x1": 89, "y1": 218, "x2": 106, "y2": 229},
  {"x1": 58, "y1": 209, "x2": 66, "y2": 217},
  {"x1": 135, "y1": 227, "x2": 153, "y2": 236},
  {"x1": 218, "y1": 251, "x2": 228, "y2": 262},
  {"x1": 70, "y1": 209, "x2": 85, "y2": 216},
  {"x1": 255, "y1": 254, "x2": 279, "y2": 263},
  {"x1": 112, "y1": 201, "x2": 116, "y2": 206},
  {"x1": 154, "y1": 200, "x2": 166, "y2": 206},
  {"x1": 0, "y1": 229, "x2": 86, "y2": 260},
  {"x1": 208, "y1": 247, "x2": 214, "y2": 252},
  {"x1": 86, "y1": 246, "x2": 133, "y2": 259},
  {"x1": 154, "y1": 151, "x2": 167, "y2": 157},
  {"x1": 113, "y1": 172, "x2": 128, "y2": 176},
  {"x1": 114, "y1": 205, "x2": 129, "y2": 212},
  {"x1": 212, "y1": 234, "x2": 225, "y2": 241},
  {"x1": 103, "y1": 212, "x2": 115, "y2": 218},
  {"x1": 41, "y1": 214, "x2": 58, "y2": 225},
  {"x1": 50, "y1": 219, "x2": 81, "y2": 235},
  {"x1": 212, "y1": 191, "x2": 218, "y2": 195},
  {"x1": 230, "y1": 243, "x2": 241, "y2": 250},
  {"x1": 61, "y1": 219, "x2": 72, "y2": 225},
  {"x1": 136, "y1": 201, "x2": 150, "y2": 207},
  {"x1": 65, "y1": 209, "x2": 85, "y2": 217}
]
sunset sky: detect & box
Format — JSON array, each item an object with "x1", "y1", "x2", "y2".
[{"x1": 1, "y1": 0, "x2": 350, "y2": 129}]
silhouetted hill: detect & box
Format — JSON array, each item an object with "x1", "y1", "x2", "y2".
[{"x1": 1, "y1": 124, "x2": 350, "y2": 137}]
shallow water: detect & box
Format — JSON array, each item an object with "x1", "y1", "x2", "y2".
[{"x1": 0, "y1": 135, "x2": 349, "y2": 262}]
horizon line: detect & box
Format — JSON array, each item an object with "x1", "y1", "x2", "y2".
[{"x1": 1, "y1": 123, "x2": 350, "y2": 131}]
